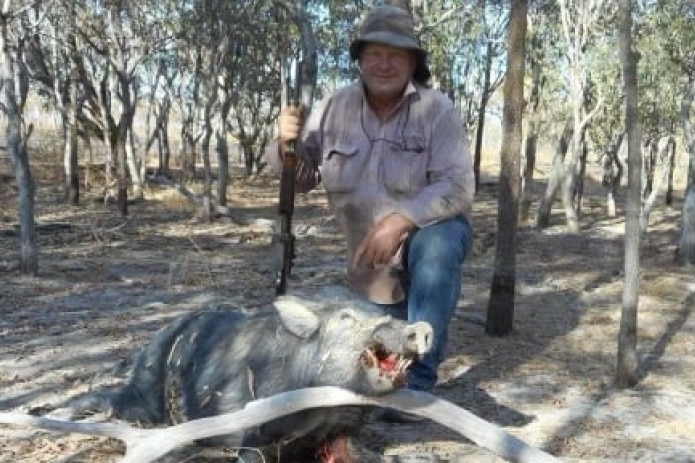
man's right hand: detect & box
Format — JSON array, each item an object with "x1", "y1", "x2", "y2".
[{"x1": 278, "y1": 104, "x2": 306, "y2": 144}]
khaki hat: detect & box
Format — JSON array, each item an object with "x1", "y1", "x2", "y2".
[{"x1": 349, "y1": 5, "x2": 426, "y2": 61}]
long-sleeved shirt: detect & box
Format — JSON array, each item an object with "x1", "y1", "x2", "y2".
[{"x1": 267, "y1": 80, "x2": 474, "y2": 304}]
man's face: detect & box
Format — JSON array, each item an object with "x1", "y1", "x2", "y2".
[{"x1": 358, "y1": 43, "x2": 416, "y2": 102}]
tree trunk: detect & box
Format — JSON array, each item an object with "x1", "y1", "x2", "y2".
[
  {"x1": 616, "y1": 0, "x2": 640, "y2": 389},
  {"x1": 216, "y1": 95, "x2": 232, "y2": 208},
  {"x1": 201, "y1": 109, "x2": 213, "y2": 222},
  {"x1": 537, "y1": 120, "x2": 572, "y2": 229},
  {"x1": 602, "y1": 133, "x2": 625, "y2": 218},
  {"x1": 561, "y1": 129, "x2": 582, "y2": 233},
  {"x1": 216, "y1": 131, "x2": 229, "y2": 208},
  {"x1": 677, "y1": 76, "x2": 695, "y2": 265},
  {"x1": 678, "y1": 185, "x2": 695, "y2": 265},
  {"x1": 9, "y1": 123, "x2": 37, "y2": 275},
  {"x1": 665, "y1": 136, "x2": 676, "y2": 205},
  {"x1": 126, "y1": 126, "x2": 143, "y2": 200},
  {"x1": 98, "y1": 77, "x2": 116, "y2": 201},
  {"x1": 473, "y1": 42, "x2": 493, "y2": 193},
  {"x1": 116, "y1": 140, "x2": 128, "y2": 217},
  {"x1": 63, "y1": 75, "x2": 79, "y2": 205},
  {"x1": 640, "y1": 136, "x2": 675, "y2": 231},
  {"x1": 55, "y1": 26, "x2": 80, "y2": 206},
  {"x1": 159, "y1": 119, "x2": 171, "y2": 174},
  {"x1": 1, "y1": 12, "x2": 38, "y2": 275},
  {"x1": 520, "y1": 33, "x2": 543, "y2": 223},
  {"x1": 486, "y1": 0, "x2": 527, "y2": 336}
]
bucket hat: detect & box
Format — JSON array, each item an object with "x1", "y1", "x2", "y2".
[
  {"x1": 349, "y1": 5, "x2": 431, "y2": 84},
  {"x1": 349, "y1": 5, "x2": 425, "y2": 60}
]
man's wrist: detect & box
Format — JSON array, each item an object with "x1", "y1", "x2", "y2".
[{"x1": 387, "y1": 212, "x2": 415, "y2": 234}]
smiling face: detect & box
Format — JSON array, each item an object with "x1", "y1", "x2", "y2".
[{"x1": 358, "y1": 43, "x2": 417, "y2": 112}]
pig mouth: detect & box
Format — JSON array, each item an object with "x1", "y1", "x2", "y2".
[{"x1": 358, "y1": 342, "x2": 415, "y2": 393}]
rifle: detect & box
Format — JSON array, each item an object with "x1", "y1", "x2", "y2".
[{"x1": 275, "y1": 58, "x2": 302, "y2": 296}]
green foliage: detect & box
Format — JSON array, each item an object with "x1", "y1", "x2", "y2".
[{"x1": 15, "y1": 0, "x2": 695, "y2": 176}]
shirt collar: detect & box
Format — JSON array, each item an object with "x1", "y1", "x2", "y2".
[{"x1": 357, "y1": 78, "x2": 418, "y2": 116}]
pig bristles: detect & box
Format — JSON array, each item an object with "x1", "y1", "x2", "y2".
[{"x1": 0, "y1": 387, "x2": 559, "y2": 463}]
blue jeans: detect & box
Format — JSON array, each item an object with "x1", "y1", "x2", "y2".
[{"x1": 383, "y1": 214, "x2": 472, "y2": 391}]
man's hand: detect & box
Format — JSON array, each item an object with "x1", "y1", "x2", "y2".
[
  {"x1": 352, "y1": 213, "x2": 415, "y2": 269},
  {"x1": 278, "y1": 104, "x2": 306, "y2": 145}
]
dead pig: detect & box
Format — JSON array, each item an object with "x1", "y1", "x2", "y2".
[{"x1": 72, "y1": 286, "x2": 433, "y2": 462}]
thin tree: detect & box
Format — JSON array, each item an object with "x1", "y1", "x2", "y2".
[
  {"x1": 678, "y1": 73, "x2": 695, "y2": 265},
  {"x1": 537, "y1": 0, "x2": 605, "y2": 232},
  {"x1": 0, "y1": 1, "x2": 39, "y2": 275},
  {"x1": 616, "y1": 0, "x2": 640, "y2": 388},
  {"x1": 486, "y1": 0, "x2": 527, "y2": 336}
]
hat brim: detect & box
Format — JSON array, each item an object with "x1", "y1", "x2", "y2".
[{"x1": 349, "y1": 32, "x2": 427, "y2": 61}]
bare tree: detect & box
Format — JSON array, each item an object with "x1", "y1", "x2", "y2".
[
  {"x1": 616, "y1": 0, "x2": 640, "y2": 389},
  {"x1": 519, "y1": 14, "x2": 545, "y2": 222},
  {"x1": 537, "y1": 0, "x2": 606, "y2": 232},
  {"x1": 677, "y1": 73, "x2": 695, "y2": 265},
  {"x1": 0, "y1": 1, "x2": 43, "y2": 275},
  {"x1": 486, "y1": 0, "x2": 527, "y2": 336}
]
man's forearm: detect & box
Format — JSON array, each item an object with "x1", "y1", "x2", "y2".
[{"x1": 266, "y1": 139, "x2": 319, "y2": 193}]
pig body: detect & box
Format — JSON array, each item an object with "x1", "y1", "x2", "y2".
[{"x1": 73, "y1": 286, "x2": 432, "y2": 461}]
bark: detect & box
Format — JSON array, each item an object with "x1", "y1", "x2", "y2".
[
  {"x1": 145, "y1": 91, "x2": 171, "y2": 174},
  {"x1": 125, "y1": 127, "x2": 142, "y2": 200},
  {"x1": 216, "y1": 94, "x2": 233, "y2": 207},
  {"x1": 201, "y1": 100, "x2": 214, "y2": 222},
  {"x1": 97, "y1": 74, "x2": 116, "y2": 201},
  {"x1": 556, "y1": 0, "x2": 605, "y2": 233},
  {"x1": 63, "y1": 70, "x2": 79, "y2": 205},
  {"x1": 520, "y1": 31, "x2": 544, "y2": 223},
  {"x1": 602, "y1": 133, "x2": 625, "y2": 218},
  {"x1": 486, "y1": 0, "x2": 526, "y2": 336},
  {"x1": 616, "y1": 0, "x2": 640, "y2": 389},
  {"x1": 52, "y1": 22, "x2": 80, "y2": 206},
  {"x1": 537, "y1": 120, "x2": 572, "y2": 229},
  {"x1": 1, "y1": 8, "x2": 38, "y2": 276},
  {"x1": 179, "y1": 49, "x2": 203, "y2": 178},
  {"x1": 473, "y1": 42, "x2": 493, "y2": 193},
  {"x1": 678, "y1": 185, "x2": 695, "y2": 266},
  {"x1": 677, "y1": 76, "x2": 695, "y2": 265},
  {"x1": 640, "y1": 136, "x2": 675, "y2": 231},
  {"x1": 665, "y1": 136, "x2": 676, "y2": 205}
]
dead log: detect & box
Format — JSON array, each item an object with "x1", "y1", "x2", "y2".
[
  {"x1": 147, "y1": 172, "x2": 243, "y2": 222},
  {"x1": 0, "y1": 386, "x2": 558, "y2": 463}
]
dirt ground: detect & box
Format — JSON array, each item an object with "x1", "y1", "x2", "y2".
[{"x1": 1, "y1": 145, "x2": 695, "y2": 463}]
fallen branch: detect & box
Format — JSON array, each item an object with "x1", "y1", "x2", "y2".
[
  {"x1": 147, "y1": 172, "x2": 243, "y2": 222},
  {"x1": 0, "y1": 386, "x2": 558, "y2": 463},
  {"x1": 148, "y1": 172, "x2": 204, "y2": 206}
]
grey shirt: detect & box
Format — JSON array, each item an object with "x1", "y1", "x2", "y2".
[{"x1": 267, "y1": 80, "x2": 474, "y2": 304}]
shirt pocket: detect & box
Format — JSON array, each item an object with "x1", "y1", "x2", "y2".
[
  {"x1": 319, "y1": 142, "x2": 365, "y2": 193},
  {"x1": 381, "y1": 135, "x2": 429, "y2": 195}
]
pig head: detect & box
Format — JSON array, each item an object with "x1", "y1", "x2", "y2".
[{"x1": 72, "y1": 286, "x2": 432, "y2": 459}]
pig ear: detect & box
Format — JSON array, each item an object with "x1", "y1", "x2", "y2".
[
  {"x1": 337, "y1": 308, "x2": 387, "y2": 326},
  {"x1": 273, "y1": 297, "x2": 321, "y2": 339}
]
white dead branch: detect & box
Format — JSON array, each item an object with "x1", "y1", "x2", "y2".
[{"x1": 0, "y1": 386, "x2": 559, "y2": 463}]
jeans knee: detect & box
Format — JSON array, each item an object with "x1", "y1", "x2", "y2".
[{"x1": 406, "y1": 215, "x2": 472, "y2": 270}]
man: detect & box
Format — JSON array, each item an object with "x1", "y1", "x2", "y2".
[{"x1": 267, "y1": 4, "x2": 474, "y2": 421}]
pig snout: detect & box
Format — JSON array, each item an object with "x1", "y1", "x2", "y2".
[
  {"x1": 402, "y1": 321, "x2": 433, "y2": 357},
  {"x1": 357, "y1": 320, "x2": 433, "y2": 394}
]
